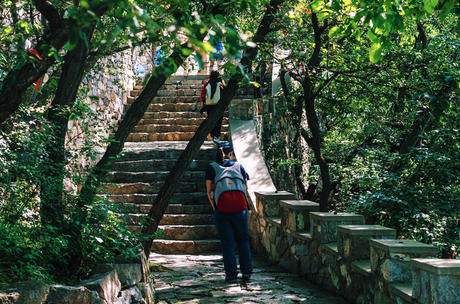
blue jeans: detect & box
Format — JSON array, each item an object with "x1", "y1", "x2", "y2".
[{"x1": 214, "y1": 209, "x2": 253, "y2": 280}]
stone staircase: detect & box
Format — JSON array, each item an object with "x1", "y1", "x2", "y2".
[
  {"x1": 102, "y1": 75, "x2": 237, "y2": 254},
  {"x1": 126, "y1": 75, "x2": 230, "y2": 142}
]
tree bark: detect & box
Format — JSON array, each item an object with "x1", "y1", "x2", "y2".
[
  {"x1": 0, "y1": 0, "x2": 111, "y2": 125},
  {"x1": 140, "y1": 0, "x2": 285, "y2": 256},
  {"x1": 299, "y1": 13, "x2": 332, "y2": 211},
  {"x1": 40, "y1": 26, "x2": 95, "y2": 228}
]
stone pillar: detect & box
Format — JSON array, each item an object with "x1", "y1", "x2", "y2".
[
  {"x1": 280, "y1": 200, "x2": 319, "y2": 233},
  {"x1": 337, "y1": 225, "x2": 396, "y2": 261},
  {"x1": 309, "y1": 212, "x2": 365, "y2": 244},
  {"x1": 369, "y1": 239, "x2": 438, "y2": 304},
  {"x1": 412, "y1": 258, "x2": 460, "y2": 304},
  {"x1": 254, "y1": 191, "x2": 296, "y2": 218}
]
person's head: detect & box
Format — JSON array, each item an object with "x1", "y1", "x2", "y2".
[
  {"x1": 209, "y1": 70, "x2": 220, "y2": 83},
  {"x1": 215, "y1": 141, "x2": 234, "y2": 163}
]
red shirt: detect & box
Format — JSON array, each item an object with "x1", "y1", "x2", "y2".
[{"x1": 217, "y1": 191, "x2": 248, "y2": 213}]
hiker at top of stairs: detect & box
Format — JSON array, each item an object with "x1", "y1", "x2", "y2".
[
  {"x1": 199, "y1": 70, "x2": 226, "y2": 143},
  {"x1": 205, "y1": 141, "x2": 253, "y2": 284}
]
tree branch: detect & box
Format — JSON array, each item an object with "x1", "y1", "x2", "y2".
[{"x1": 32, "y1": 0, "x2": 62, "y2": 32}]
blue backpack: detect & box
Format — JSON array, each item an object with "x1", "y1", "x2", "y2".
[{"x1": 210, "y1": 161, "x2": 247, "y2": 205}]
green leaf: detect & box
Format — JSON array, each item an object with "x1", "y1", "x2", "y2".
[
  {"x1": 423, "y1": 0, "x2": 439, "y2": 14},
  {"x1": 369, "y1": 43, "x2": 382, "y2": 63},
  {"x1": 329, "y1": 26, "x2": 340, "y2": 38}
]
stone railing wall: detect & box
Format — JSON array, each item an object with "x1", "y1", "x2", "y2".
[
  {"x1": 231, "y1": 97, "x2": 310, "y2": 197},
  {"x1": 0, "y1": 251, "x2": 155, "y2": 304},
  {"x1": 248, "y1": 191, "x2": 460, "y2": 304}
]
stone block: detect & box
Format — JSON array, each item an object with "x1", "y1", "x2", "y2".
[
  {"x1": 46, "y1": 285, "x2": 99, "y2": 304},
  {"x1": 337, "y1": 225, "x2": 396, "y2": 260},
  {"x1": 369, "y1": 239, "x2": 438, "y2": 283},
  {"x1": 412, "y1": 258, "x2": 460, "y2": 304},
  {"x1": 254, "y1": 191, "x2": 296, "y2": 217},
  {"x1": 79, "y1": 270, "x2": 121, "y2": 303},
  {"x1": 280, "y1": 200, "x2": 319, "y2": 232},
  {"x1": 114, "y1": 263, "x2": 143, "y2": 287},
  {"x1": 0, "y1": 281, "x2": 49, "y2": 304},
  {"x1": 309, "y1": 212, "x2": 365, "y2": 244}
]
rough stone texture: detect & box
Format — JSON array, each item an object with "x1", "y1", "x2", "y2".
[
  {"x1": 412, "y1": 259, "x2": 460, "y2": 304},
  {"x1": 309, "y1": 212, "x2": 365, "y2": 244},
  {"x1": 254, "y1": 191, "x2": 296, "y2": 217},
  {"x1": 337, "y1": 225, "x2": 396, "y2": 260},
  {"x1": 0, "y1": 292, "x2": 19, "y2": 304},
  {"x1": 114, "y1": 264, "x2": 143, "y2": 288},
  {"x1": 280, "y1": 200, "x2": 319, "y2": 233},
  {"x1": 150, "y1": 253, "x2": 349, "y2": 304},
  {"x1": 370, "y1": 239, "x2": 438, "y2": 283},
  {"x1": 0, "y1": 281, "x2": 49, "y2": 304},
  {"x1": 79, "y1": 270, "x2": 121, "y2": 303},
  {"x1": 46, "y1": 285, "x2": 98, "y2": 304},
  {"x1": 113, "y1": 286, "x2": 144, "y2": 304}
]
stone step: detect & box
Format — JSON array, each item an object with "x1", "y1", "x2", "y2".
[
  {"x1": 110, "y1": 159, "x2": 210, "y2": 172},
  {"x1": 126, "y1": 132, "x2": 229, "y2": 142},
  {"x1": 137, "y1": 117, "x2": 229, "y2": 126},
  {"x1": 103, "y1": 193, "x2": 208, "y2": 205},
  {"x1": 105, "y1": 171, "x2": 206, "y2": 183},
  {"x1": 151, "y1": 239, "x2": 221, "y2": 254},
  {"x1": 141, "y1": 111, "x2": 209, "y2": 119},
  {"x1": 117, "y1": 149, "x2": 216, "y2": 162},
  {"x1": 127, "y1": 96, "x2": 201, "y2": 105},
  {"x1": 133, "y1": 124, "x2": 229, "y2": 133},
  {"x1": 148, "y1": 103, "x2": 196, "y2": 112},
  {"x1": 157, "y1": 224, "x2": 219, "y2": 240},
  {"x1": 126, "y1": 213, "x2": 214, "y2": 225},
  {"x1": 102, "y1": 182, "x2": 204, "y2": 194},
  {"x1": 116, "y1": 203, "x2": 213, "y2": 214}
]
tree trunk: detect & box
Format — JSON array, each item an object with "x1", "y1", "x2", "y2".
[
  {"x1": 40, "y1": 26, "x2": 94, "y2": 228},
  {"x1": 141, "y1": 0, "x2": 285, "y2": 256},
  {"x1": 301, "y1": 78, "x2": 332, "y2": 211}
]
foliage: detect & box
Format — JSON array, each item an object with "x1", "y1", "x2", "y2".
[
  {"x1": 258, "y1": 1, "x2": 458, "y2": 254},
  {"x1": 0, "y1": 103, "x2": 147, "y2": 283}
]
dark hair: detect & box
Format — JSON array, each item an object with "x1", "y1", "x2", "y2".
[{"x1": 209, "y1": 70, "x2": 220, "y2": 99}]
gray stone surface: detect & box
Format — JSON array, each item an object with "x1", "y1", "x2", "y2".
[
  {"x1": 79, "y1": 270, "x2": 121, "y2": 303},
  {"x1": 150, "y1": 253, "x2": 350, "y2": 304},
  {"x1": 0, "y1": 280, "x2": 49, "y2": 304},
  {"x1": 46, "y1": 285, "x2": 97, "y2": 304},
  {"x1": 412, "y1": 259, "x2": 460, "y2": 304}
]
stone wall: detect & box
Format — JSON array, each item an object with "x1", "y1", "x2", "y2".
[
  {"x1": 64, "y1": 47, "x2": 151, "y2": 182},
  {"x1": 248, "y1": 191, "x2": 460, "y2": 304},
  {"x1": 0, "y1": 251, "x2": 155, "y2": 304}
]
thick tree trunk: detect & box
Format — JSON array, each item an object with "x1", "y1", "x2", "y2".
[
  {"x1": 141, "y1": 0, "x2": 285, "y2": 256},
  {"x1": 0, "y1": 0, "x2": 111, "y2": 125},
  {"x1": 40, "y1": 27, "x2": 94, "y2": 228}
]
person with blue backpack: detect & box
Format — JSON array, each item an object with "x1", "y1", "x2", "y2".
[{"x1": 205, "y1": 141, "x2": 253, "y2": 284}]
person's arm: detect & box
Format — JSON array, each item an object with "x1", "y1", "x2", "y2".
[
  {"x1": 220, "y1": 78, "x2": 226, "y2": 88},
  {"x1": 206, "y1": 179, "x2": 216, "y2": 211}
]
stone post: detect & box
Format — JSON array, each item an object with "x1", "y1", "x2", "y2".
[
  {"x1": 254, "y1": 191, "x2": 296, "y2": 218},
  {"x1": 309, "y1": 212, "x2": 365, "y2": 244},
  {"x1": 411, "y1": 258, "x2": 460, "y2": 304},
  {"x1": 337, "y1": 225, "x2": 396, "y2": 261},
  {"x1": 280, "y1": 200, "x2": 319, "y2": 233}
]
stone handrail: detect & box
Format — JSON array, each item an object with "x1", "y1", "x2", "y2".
[{"x1": 228, "y1": 99, "x2": 460, "y2": 304}]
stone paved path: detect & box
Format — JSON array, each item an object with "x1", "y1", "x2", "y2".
[{"x1": 150, "y1": 253, "x2": 350, "y2": 304}]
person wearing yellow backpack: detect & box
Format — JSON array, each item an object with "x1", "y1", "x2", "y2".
[{"x1": 199, "y1": 70, "x2": 226, "y2": 142}]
